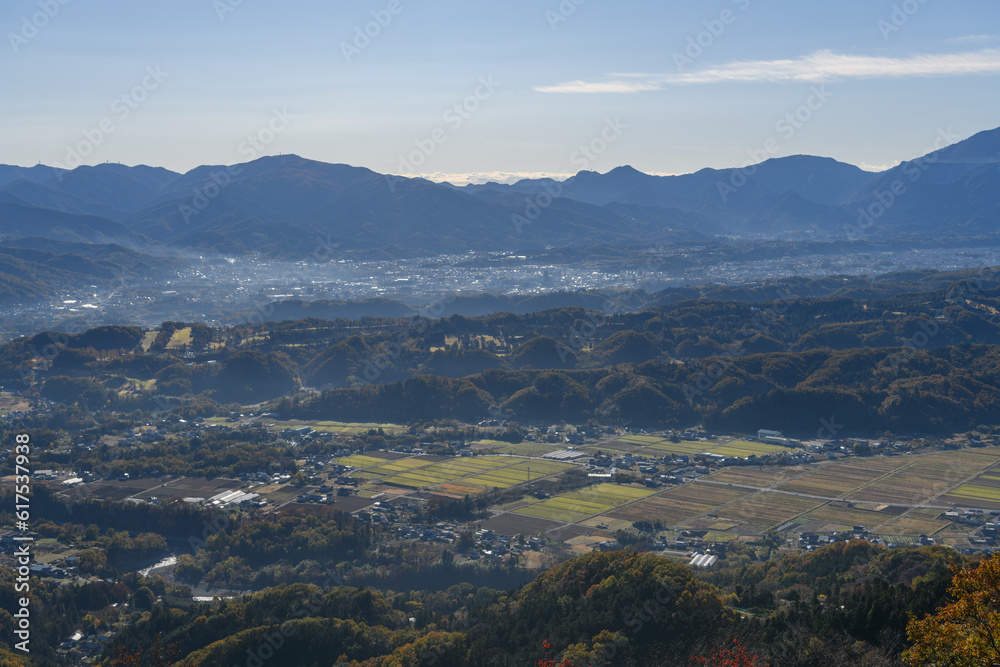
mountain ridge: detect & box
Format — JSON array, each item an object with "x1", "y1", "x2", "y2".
[{"x1": 0, "y1": 124, "x2": 997, "y2": 258}]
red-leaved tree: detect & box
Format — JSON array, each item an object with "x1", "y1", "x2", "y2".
[
  {"x1": 689, "y1": 638, "x2": 769, "y2": 666},
  {"x1": 538, "y1": 639, "x2": 577, "y2": 667}
]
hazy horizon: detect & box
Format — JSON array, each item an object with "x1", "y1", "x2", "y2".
[{"x1": 3, "y1": 0, "x2": 999, "y2": 181}]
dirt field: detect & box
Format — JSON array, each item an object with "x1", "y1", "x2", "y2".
[{"x1": 481, "y1": 513, "x2": 561, "y2": 536}]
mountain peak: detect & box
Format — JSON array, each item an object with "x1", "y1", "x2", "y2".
[
  {"x1": 607, "y1": 165, "x2": 643, "y2": 176},
  {"x1": 934, "y1": 125, "x2": 1000, "y2": 163}
]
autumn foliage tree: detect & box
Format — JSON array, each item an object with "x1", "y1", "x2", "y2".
[
  {"x1": 537, "y1": 640, "x2": 576, "y2": 667},
  {"x1": 108, "y1": 634, "x2": 178, "y2": 667},
  {"x1": 689, "y1": 638, "x2": 769, "y2": 666},
  {"x1": 905, "y1": 553, "x2": 1000, "y2": 666}
]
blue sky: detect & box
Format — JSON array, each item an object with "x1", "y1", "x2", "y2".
[{"x1": 2, "y1": 0, "x2": 999, "y2": 183}]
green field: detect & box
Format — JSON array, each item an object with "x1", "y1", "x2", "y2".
[
  {"x1": 643, "y1": 440, "x2": 710, "y2": 455},
  {"x1": 140, "y1": 330, "x2": 157, "y2": 352},
  {"x1": 466, "y1": 460, "x2": 576, "y2": 488},
  {"x1": 469, "y1": 439, "x2": 510, "y2": 450},
  {"x1": 383, "y1": 457, "x2": 523, "y2": 489},
  {"x1": 365, "y1": 459, "x2": 431, "y2": 475},
  {"x1": 166, "y1": 327, "x2": 192, "y2": 349},
  {"x1": 337, "y1": 454, "x2": 391, "y2": 468},
  {"x1": 333, "y1": 453, "x2": 578, "y2": 492},
  {"x1": 946, "y1": 483, "x2": 1000, "y2": 502},
  {"x1": 515, "y1": 484, "x2": 653, "y2": 523},
  {"x1": 624, "y1": 438, "x2": 791, "y2": 459}
]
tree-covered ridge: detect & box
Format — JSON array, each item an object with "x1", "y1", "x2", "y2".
[
  {"x1": 2, "y1": 269, "x2": 999, "y2": 435},
  {"x1": 75, "y1": 543, "x2": 963, "y2": 666}
]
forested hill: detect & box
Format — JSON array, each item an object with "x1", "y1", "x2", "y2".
[
  {"x1": 83, "y1": 542, "x2": 960, "y2": 665},
  {"x1": 3, "y1": 266, "x2": 1000, "y2": 436}
]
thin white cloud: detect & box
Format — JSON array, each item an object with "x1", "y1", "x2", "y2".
[
  {"x1": 414, "y1": 169, "x2": 683, "y2": 185},
  {"x1": 535, "y1": 79, "x2": 664, "y2": 94},
  {"x1": 402, "y1": 171, "x2": 575, "y2": 186},
  {"x1": 859, "y1": 162, "x2": 899, "y2": 173},
  {"x1": 535, "y1": 48, "x2": 1000, "y2": 93}
]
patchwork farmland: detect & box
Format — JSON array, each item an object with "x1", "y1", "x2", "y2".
[
  {"x1": 335, "y1": 452, "x2": 576, "y2": 495},
  {"x1": 513, "y1": 484, "x2": 654, "y2": 523},
  {"x1": 329, "y1": 442, "x2": 1000, "y2": 554},
  {"x1": 590, "y1": 435, "x2": 793, "y2": 459}
]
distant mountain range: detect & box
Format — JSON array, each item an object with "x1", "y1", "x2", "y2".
[{"x1": 1, "y1": 125, "x2": 999, "y2": 299}]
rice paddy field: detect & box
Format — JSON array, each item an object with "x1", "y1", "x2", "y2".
[
  {"x1": 941, "y1": 483, "x2": 1000, "y2": 509},
  {"x1": 606, "y1": 436, "x2": 793, "y2": 459},
  {"x1": 843, "y1": 450, "x2": 1000, "y2": 505},
  {"x1": 463, "y1": 459, "x2": 575, "y2": 488},
  {"x1": 383, "y1": 458, "x2": 504, "y2": 489},
  {"x1": 333, "y1": 452, "x2": 576, "y2": 494},
  {"x1": 514, "y1": 484, "x2": 654, "y2": 523},
  {"x1": 940, "y1": 467, "x2": 1000, "y2": 509},
  {"x1": 493, "y1": 442, "x2": 564, "y2": 457},
  {"x1": 705, "y1": 467, "x2": 804, "y2": 488},
  {"x1": 775, "y1": 458, "x2": 913, "y2": 497},
  {"x1": 717, "y1": 492, "x2": 827, "y2": 528},
  {"x1": 468, "y1": 439, "x2": 511, "y2": 452},
  {"x1": 877, "y1": 509, "x2": 954, "y2": 536},
  {"x1": 797, "y1": 503, "x2": 893, "y2": 531},
  {"x1": 327, "y1": 441, "x2": 1000, "y2": 551},
  {"x1": 337, "y1": 454, "x2": 391, "y2": 468},
  {"x1": 608, "y1": 482, "x2": 753, "y2": 525},
  {"x1": 949, "y1": 482, "x2": 1000, "y2": 501}
]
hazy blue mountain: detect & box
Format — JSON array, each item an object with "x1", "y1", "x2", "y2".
[
  {"x1": 847, "y1": 127, "x2": 1000, "y2": 237},
  {"x1": 461, "y1": 158, "x2": 877, "y2": 234},
  {"x1": 0, "y1": 163, "x2": 181, "y2": 221},
  {"x1": 124, "y1": 155, "x2": 701, "y2": 256},
  {"x1": 0, "y1": 202, "x2": 145, "y2": 246},
  {"x1": 39, "y1": 163, "x2": 179, "y2": 214},
  {"x1": 0, "y1": 125, "x2": 996, "y2": 257},
  {"x1": 748, "y1": 155, "x2": 877, "y2": 205},
  {"x1": 934, "y1": 126, "x2": 1000, "y2": 164},
  {"x1": 0, "y1": 164, "x2": 64, "y2": 188},
  {"x1": 0, "y1": 178, "x2": 131, "y2": 221}
]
